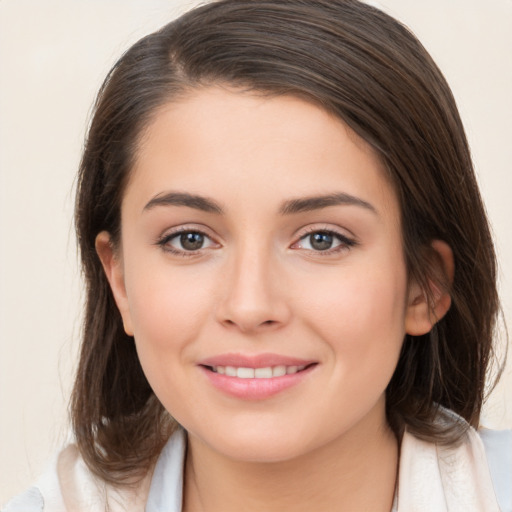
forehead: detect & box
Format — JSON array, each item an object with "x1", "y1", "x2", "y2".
[{"x1": 126, "y1": 87, "x2": 399, "y2": 223}]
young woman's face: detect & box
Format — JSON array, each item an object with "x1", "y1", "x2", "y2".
[{"x1": 99, "y1": 87, "x2": 429, "y2": 463}]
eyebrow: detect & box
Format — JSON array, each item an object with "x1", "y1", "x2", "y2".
[
  {"x1": 143, "y1": 192, "x2": 224, "y2": 214},
  {"x1": 279, "y1": 193, "x2": 377, "y2": 215},
  {"x1": 142, "y1": 191, "x2": 377, "y2": 216}
]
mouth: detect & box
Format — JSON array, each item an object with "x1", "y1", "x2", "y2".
[{"x1": 198, "y1": 356, "x2": 318, "y2": 400}]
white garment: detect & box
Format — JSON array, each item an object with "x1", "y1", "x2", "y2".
[{"x1": 3, "y1": 423, "x2": 511, "y2": 512}]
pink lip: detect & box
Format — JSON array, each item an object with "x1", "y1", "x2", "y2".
[
  {"x1": 199, "y1": 352, "x2": 315, "y2": 368},
  {"x1": 198, "y1": 353, "x2": 317, "y2": 400}
]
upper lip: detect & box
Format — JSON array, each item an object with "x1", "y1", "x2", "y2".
[{"x1": 199, "y1": 353, "x2": 316, "y2": 368}]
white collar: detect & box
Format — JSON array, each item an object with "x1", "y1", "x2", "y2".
[
  {"x1": 145, "y1": 421, "x2": 501, "y2": 512},
  {"x1": 145, "y1": 428, "x2": 186, "y2": 512},
  {"x1": 396, "y1": 421, "x2": 501, "y2": 511}
]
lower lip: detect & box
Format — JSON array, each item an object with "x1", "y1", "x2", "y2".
[{"x1": 200, "y1": 365, "x2": 316, "y2": 400}]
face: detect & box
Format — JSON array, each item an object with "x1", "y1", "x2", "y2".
[{"x1": 98, "y1": 87, "x2": 433, "y2": 463}]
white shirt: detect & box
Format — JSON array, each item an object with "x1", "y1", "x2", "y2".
[{"x1": 3, "y1": 422, "x2": 511, "y2": 511}]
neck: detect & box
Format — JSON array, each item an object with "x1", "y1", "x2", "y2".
[{"x1": 183, "y1": 410, "x2": 398, "y2": 512}]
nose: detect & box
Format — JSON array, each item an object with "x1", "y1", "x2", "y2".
[{"x1": 216, "y1": 243, "x2": 291, "y2": 333}]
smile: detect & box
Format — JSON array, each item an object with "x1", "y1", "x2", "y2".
[
  {"x1": 210, "y1": 365, "x2": 307, "y2": 378},
  {"x1": 199, "y1": 357, "x2": 317, "y2": 400}
]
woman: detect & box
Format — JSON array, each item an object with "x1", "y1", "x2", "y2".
[{"x1": 4, "y1": 0, "x2": 510, "y2": 510}]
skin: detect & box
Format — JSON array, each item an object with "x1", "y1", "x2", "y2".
[{"x1": 97, "y1": 87, "x2": 452, "y2": 511}]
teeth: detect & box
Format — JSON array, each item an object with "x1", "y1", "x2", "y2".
[
  {"x1": 254, "y1": 367, "x2": 272, "y2": 378},
  {"x1": 237, "y1": 367, "x2": 254, "y2": 379},
  {"x1": 212, "y1": 364, "x2": 307, "y2": 378},
  {"x1": 225, "y1": 366, "x2": 237, "y2": 377},
  {"x1": 273, "y1": 365, "x2": 286, "y2": 377}
]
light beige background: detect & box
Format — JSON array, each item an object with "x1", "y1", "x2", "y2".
[{"x1": 1, "y1": 0, "x2": 511, "y2": 503}]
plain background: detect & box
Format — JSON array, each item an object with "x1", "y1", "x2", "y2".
[{"x1": 1, "y1": 0, "x2": 511, "y2": 502}]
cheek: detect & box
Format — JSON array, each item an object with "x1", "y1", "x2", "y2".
[
  {"x1": 299, "y1": 255, "x2": 408, "y2": 375},
  {"x1": 123, "y1": 263, "x2": 216, "y2": 382},
  {"x1": 304, "y1": 264, "x2": 407, "y2": 334}
]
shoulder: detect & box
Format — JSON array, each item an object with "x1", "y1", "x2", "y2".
[
  {"x1": 1, "y1": 444, "x2": 151, "y2": 512},
  {"x1": 479, "y1": 427, "x2": 512, "y2": 512},
  {"x1": 398, "y1": 409, "x2": 512, "y2": 511},
  {"x1": 1, "y1": 487, "x2": 44, "y2": 512}
]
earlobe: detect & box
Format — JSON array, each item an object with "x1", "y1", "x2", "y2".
[
  {"x1": 405, "y1": 240, "x2": 454, "y2": 336},
  {"x1": 95, "y1": 231, "x2": 134, "y2": 336}
]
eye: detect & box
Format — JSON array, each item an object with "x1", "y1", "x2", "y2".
[
  {"x1": 157, "y1": 229, "x2": 218, "y2": 255},
  {"x1": 175, "y1": 232, "x2": 208, "y2": 251},
  {"x1": 303, "y1": 232, "x2": 337, "y2": 251},
  {"x1": 293, "y1": 229, "x2": 356, "y2": 253}
]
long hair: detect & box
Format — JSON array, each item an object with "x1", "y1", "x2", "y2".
[{"x1": 72, "y1": 0, "x2": 500, "y2": 483}]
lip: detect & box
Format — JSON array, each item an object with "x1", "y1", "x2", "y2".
[
  {"x1": 199, "y1": 352, "x2": 315, "y2": 368},
  {"x1": 198, "y1": 353, "x2": 318, "y2": 400}
]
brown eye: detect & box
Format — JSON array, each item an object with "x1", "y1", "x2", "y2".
[
  {"x1": 293, "y1": 229, "x2": 356, "y2": 254},
  {"x1": 158, "y1": 230, "x2": 217, "y2": 254},
  {"x1": 309, "y1": 232, "x2": 334, "y2": 251},
  {"x1": 179, "y1": 232, "x2": 205, "y2": 251}
]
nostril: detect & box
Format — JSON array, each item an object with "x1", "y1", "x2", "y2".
[{"x1": 221, "y1": 317, "x2": 279, "y2": 332}]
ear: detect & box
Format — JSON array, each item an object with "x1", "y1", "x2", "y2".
[
  {"x1": 95, "y1": 231, "x2": 134, "y2": 336},
  {"x1": 405, "y1": 240, "x2": 454, "y2": 336}
]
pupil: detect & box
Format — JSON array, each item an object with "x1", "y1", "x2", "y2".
[
  {"x1": 181, "y1": 232, "x2": 204, "y2": 250},
  {"x1": 310, "y1": 232, "x2": 333, "y2": 251}
]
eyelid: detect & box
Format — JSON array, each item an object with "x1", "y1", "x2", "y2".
[
  {"x1": 290, "y1": 225, "x2": 358, "y2": 254},
  {"x1": 155, "y1": 224, "x2": 221, "y2": 255},
  {"x1": 293, "y1": 223, "x2": 356, "y2": 241}
]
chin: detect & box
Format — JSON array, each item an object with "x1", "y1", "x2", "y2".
[
  {"x1": 218, "y1": 436, "x2": 310, "y2": 464},
  {"x1": 188, "y1": 418, "x2": 325, "y2": 464}
]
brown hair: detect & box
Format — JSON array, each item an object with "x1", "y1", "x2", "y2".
[{"x1": 72, "y1": 0, "x2": 500, "y2": 483}]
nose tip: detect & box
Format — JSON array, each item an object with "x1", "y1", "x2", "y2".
[
  {"x1": 216, "y1": 253, "x2": 290, "y2": 334},
  {"x1": 219, "y1": 291, "x2": 289, "y2": 333}
]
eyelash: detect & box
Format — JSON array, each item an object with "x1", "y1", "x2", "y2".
[
  {"x1": 155, "y1": 226, "x2": 357, "y2": 257},
  {"x1": 292, "y1": 227, "x2": 357, "y2": 256},
  {"x1": 155, "y1": 227, "x2": 218, "y2": 257}
]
